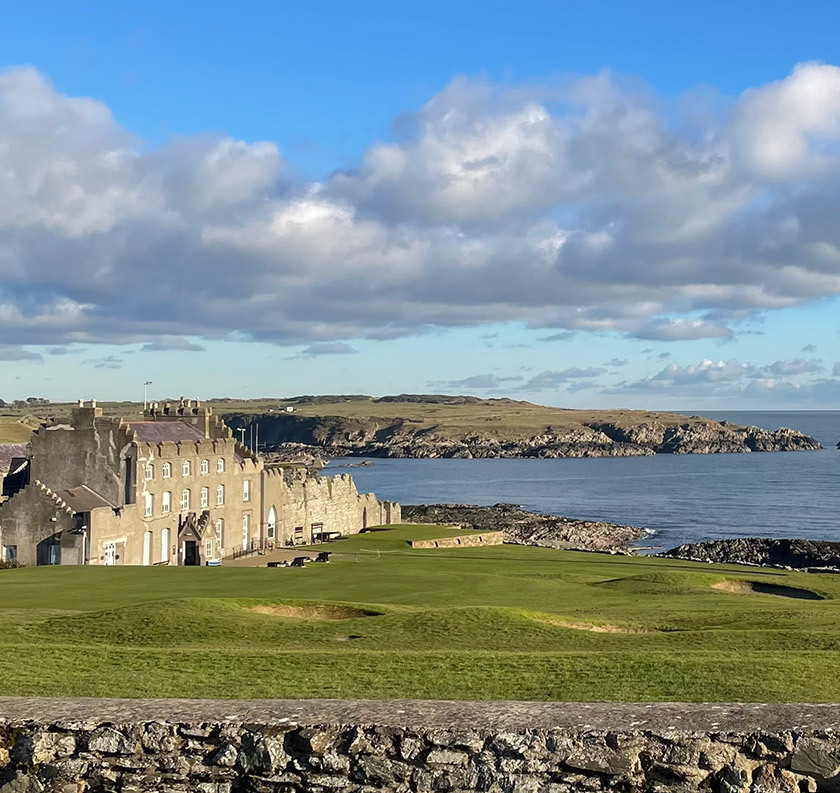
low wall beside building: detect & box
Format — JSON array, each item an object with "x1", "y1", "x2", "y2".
[
  {"x1": 410, "y1": 531, "x2": 503, "y2": 549},
  {"x1": 2, "y1": 698, "x2": 840, "y2": 792}
]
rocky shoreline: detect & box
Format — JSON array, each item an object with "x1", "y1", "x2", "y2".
[
  {"x1": 224, "y1": 413, "x2": 821, "y2": 459},
  {"x1": 402, "y1": 503, "x2": 649, "y2": 553},
  {"x1": 661, "y1": 537, "x2": 840, "y2": 572}
]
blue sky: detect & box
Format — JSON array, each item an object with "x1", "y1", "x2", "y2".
[{"x1": 2, "y1": 1, "x2": 840, "y2": 408}]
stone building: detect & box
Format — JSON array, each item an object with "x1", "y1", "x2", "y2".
[
  {"x1": 0, "y1": 399, "x2": 400, "y2": 567},
  {"x1": 0, "y1": 443, "x2": 27, "y2": 497}
]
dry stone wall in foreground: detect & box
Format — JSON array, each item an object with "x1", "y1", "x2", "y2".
[{"x1": 2, "y1": 699, "x2": 840, "y2": 792}]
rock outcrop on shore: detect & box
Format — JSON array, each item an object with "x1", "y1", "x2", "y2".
[
  {"x1": 224, "y1": 411, "x2": 821, "y2": 459},
  {"x1": 402, "y1": 503, "x2": 648, "y2": 552},
  {"x1": 661, "y1": 537, "x2": 840, "y2": 571}
]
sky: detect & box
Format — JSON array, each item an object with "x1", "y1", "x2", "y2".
[{"x1": 3, "y1": 0, "x2": 840, "y2": 409}]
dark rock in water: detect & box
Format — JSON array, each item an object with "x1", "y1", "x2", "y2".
[
  {"x1": 661, "y1": 537, "x2": 840, "y2": 570},
  {"x1": 402, "y1": 503, "x2": 648, "y2": 552}
]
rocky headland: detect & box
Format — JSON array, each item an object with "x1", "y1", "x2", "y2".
[
  {"x1": 661, "y1": 537, "x2": 840, "y2": 572},
  {"x1": 402, "y1": 503, "x2": 649, "y2": 552},
  {"x1": 222, "y1": 398, "x2": 821, "y2": 459}
]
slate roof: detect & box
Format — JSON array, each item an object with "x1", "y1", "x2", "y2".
[
  {"x1": 127, "y1": 421, "x2": 205, "y2": 443},
  {"x1": 0, "y1": 444, "x2": 27, "y2": 475},
  {"x1": 54, "y1": 486, "x2": 115, "y2": 513}
]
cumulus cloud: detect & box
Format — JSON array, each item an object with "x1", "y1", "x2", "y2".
[
  {"x1": 610, "y1": 356, "x2": 836, "y2": 399},
  {"x1": 296, "y1": 342, "x2": 358, "y2": 357},
  {"x1": 526, "y1": 368, "x2": 607, "y2": 390},
  {"x1": 140, "y1": 337, "x2": 205, "y2": 352},
  {"x1": 802, "y1": 344, "x2": 817, "y2": 353},
  {"x1": 430, "y1": 373, "x2": 524, "y2": 390},
  {"x1": 4, "y1": 64, "x2": 840, "y2": 348},
  {"x1": 83, "y1": 355, "x2": 122, "y2": 369},
  {"x1": 761, "y1": 358, "x2": 822, "y2": 376},
  {"x1": 0, "y1": 345, "x2": 42, "y2": 361}
]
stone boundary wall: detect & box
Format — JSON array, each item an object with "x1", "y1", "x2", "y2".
[
  {"x1": 3, "y1": 699, "x2": 840, "y2": 792},
  {"x1": 410, "y1": 532, "x2": 503, "y2": 549}
]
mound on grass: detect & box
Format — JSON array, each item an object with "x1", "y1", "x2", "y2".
[{"x1": 3, "y1": 526, "x2": 840, "y2": 701}]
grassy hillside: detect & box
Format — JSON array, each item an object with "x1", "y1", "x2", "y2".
[
  {"x1": 0, "y1": 412, "x2": 44, "y2": 443},
  {"x1": 0, "y1": 396, "x2": 718, "y2": 442},
  {"x1": 2, "y1": 526, "x2": 840, "y2": 701},
  {"x1": 223, "y1": 396, "x2": 713, "y2": 441}
]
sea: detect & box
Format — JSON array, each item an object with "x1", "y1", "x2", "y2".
[{"x1": 323, "y1": 411, "x2": 840, "y2": 551}]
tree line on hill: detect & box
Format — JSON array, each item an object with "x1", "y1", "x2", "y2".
[{"x1": 0, "y1": 397, "x2": 51, "y2": 408}]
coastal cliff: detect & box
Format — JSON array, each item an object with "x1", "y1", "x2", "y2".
[{"x1": 222, "y1": 397, "x2": 821, "y2": 459}]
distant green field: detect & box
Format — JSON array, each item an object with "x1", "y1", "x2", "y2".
[
  {"x1": 0, "y1": 413, "x2": 42, "y2": 443},
  {"x1": 1, "y1": 526, "x2": 839, "y2": 701},
  {"x1": 0, "y1": 395, "x2": 721, "y2": 446}
]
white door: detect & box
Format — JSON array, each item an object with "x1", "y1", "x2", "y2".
[
  {"x1": 143, "y1": 532, "x2": 152, "y2": 566},
  {"x1": 161, "y1": 529, "x2": 170, "y2": 563},
  {"x1": 267, "y1": 506, "x2": 277, "y2": 541},
  {"x1": 242, "y1": 514, "x2": 249, "y2": 550},
  {"x1": 104, "y1": 543, "x2": 116, "y2": 566}
]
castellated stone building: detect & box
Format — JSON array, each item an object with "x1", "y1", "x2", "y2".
[{"x1": 0, "y1": 399, "x2": 400, "y2": 567}]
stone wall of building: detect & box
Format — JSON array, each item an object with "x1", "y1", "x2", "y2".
[
  {"x1": 29, "y1": 409, "x2": 133, "y2": 508},
  {"x1": 0, "y1": 483, "x2": 81, "y2": 567},
  {"x1": 2, "y1": 699, "x2": 840, "y2": 792},
  {"x1": 261, "y1": 467, "x2": 401, "y2": 546}
]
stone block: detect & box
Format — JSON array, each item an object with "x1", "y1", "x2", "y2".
[
  {"x1": 86, "y1": 727, "x2": 133, "y2": 755},
  {"x1": 791, "y1": 737, "x2": 840, "y2": 779}
]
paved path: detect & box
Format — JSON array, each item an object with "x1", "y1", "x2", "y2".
[{"x1": 224, "y1": 547, "x2": 325, "y2": 567}]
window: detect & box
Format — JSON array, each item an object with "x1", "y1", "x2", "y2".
[
  {"x1": 217, "y1": 457, "x2": 225, "y2": 473},
  {"x1": 215, "y1": 518, "x2": 224, "y2": 549},
  {"x1": 242, "y1": 514, "x2": 250, "y2": 550},
  {"x1": 1, "y1": 545, "x2": 17, "y2": 563},
  {"x1": 162, "y1": 462, "x2": 171, "y2": 479},
  {"x1": 181, "y1": 489, "x2": 191, "y2": 511},
  {"x1": 205, "y1": 540, "x2": 214, "y2": 559},
  {"x1": 216, "y1": 484, "x2": 225, "y2": 506},
  {"x1": 162, "y1": 491, "x2": 171, "y2": 515},
  {"x1": 200, "y1": 487, "x2": 209, "y2": 508},
  {"x1": 161, "y1": 528, "x2": 170, "y2": 563},
  {"x1": 181, "y1": 460, "x2": 191, "y2": 476},
  {"x1": 144, "y1": 465, "x2": 154, "y2": 481},
  {"x1": 201, "y1": 459, "x2": 209, "y2": 475},
  {"x1": 144, "y1": 492, "x2": 153, "y2": 518},
  {"x1": 243, "y1": 479, "x2": 250, "y2": 502}
]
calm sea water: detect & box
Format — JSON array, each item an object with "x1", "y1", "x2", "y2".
[{"x1": 325, "y1": 412, "x2": 840, "y2": 550}]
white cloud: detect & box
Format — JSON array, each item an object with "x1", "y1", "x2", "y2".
[
  {"x1": 609, "y1": 356, "x2": 836, "y2": 399},
  {"x1": 3, "y1": 64, "x2": 840, "y2": 348},
  {"x1": 733, "y1": 62, "x2": 840, "y2": 177},
  {"x1": 526, "y1": 368, "x2": 607, "y2": 390}
]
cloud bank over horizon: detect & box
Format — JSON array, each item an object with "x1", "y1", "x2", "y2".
[{"x1": 2, "y1": 61, "x2": 840, "y2": 358}]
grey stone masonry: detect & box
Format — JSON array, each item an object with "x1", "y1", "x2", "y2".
[{"x1": 2, "y1": 698, "x2": 840, "y2": 791}]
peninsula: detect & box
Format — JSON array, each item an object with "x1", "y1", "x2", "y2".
[{"x1": 219, "y1": 394, "x2": 820, "y2": 459}]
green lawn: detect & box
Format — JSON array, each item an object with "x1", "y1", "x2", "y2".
[{"x1": 2, "y1": 525, "x2": 839, "y2": 701}]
